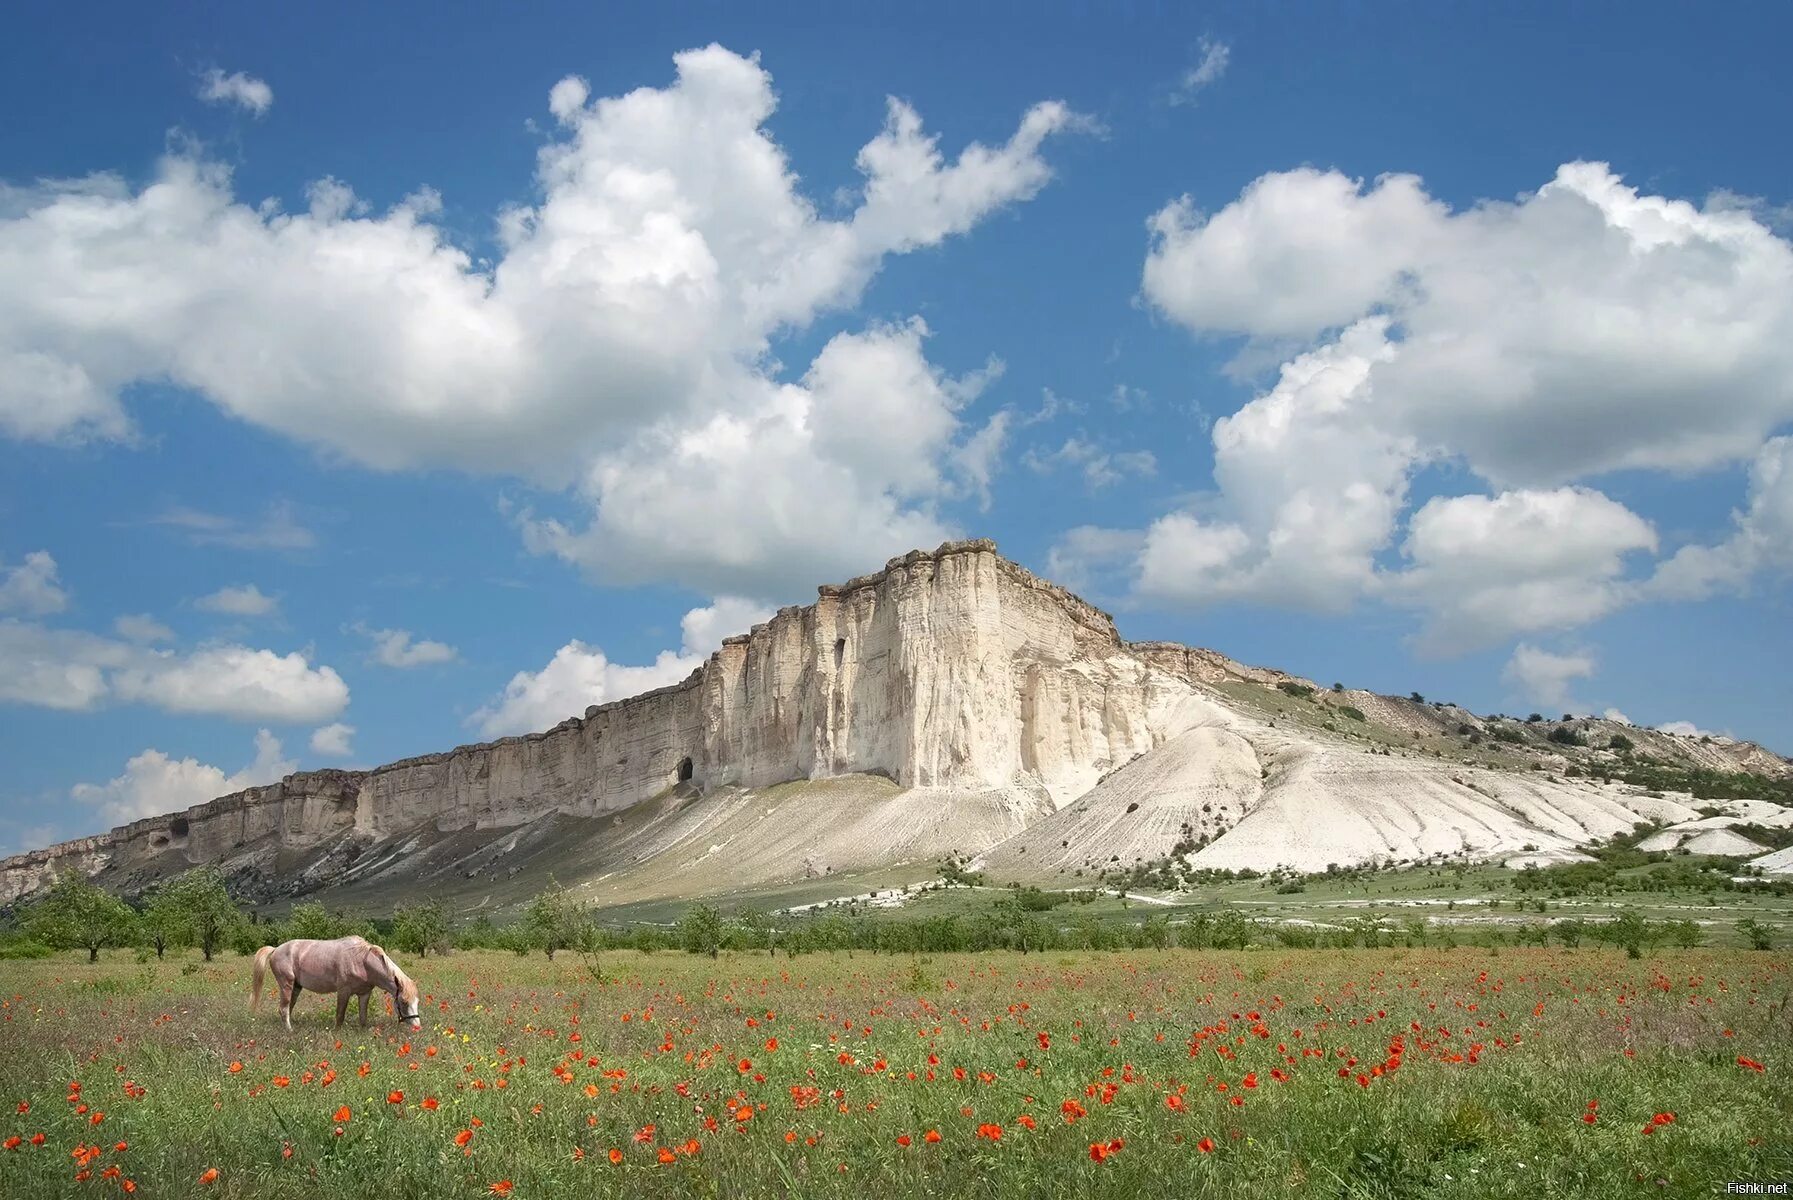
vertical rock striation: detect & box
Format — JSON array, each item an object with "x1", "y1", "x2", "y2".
[{"x1": 0, "y1": 540, "x2": 1179, "y2": 900}]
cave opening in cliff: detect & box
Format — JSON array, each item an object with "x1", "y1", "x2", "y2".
[
  {"x1": 834, "y1": 638, "x2": 845, "y2": 669},
  {"x1": 169, "y1": 816, "x2": 190, "y2": 837},
  {"x1": 676, "y1": 756, "x2": 694, "y2": 783}
]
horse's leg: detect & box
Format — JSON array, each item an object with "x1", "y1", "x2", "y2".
[
  {"x1": 279, "y1": 978, "x2": 297, "y2": 1032},
  {"x1": 358, "y1": 991, "x2": 370, "y2": 1027},
  {"x1": 335, "y1": 991, "x2": 350, "y2": 1028}
]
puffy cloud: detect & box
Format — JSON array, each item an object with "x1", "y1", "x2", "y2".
[
  {"x1": 471, "y1": 595, "x2": 774, "y2": 738},
  {"x1": 1170, "y1": 37, "x2": 1231, "y2": 103},
  {"x1": 196, "y1": 69, "x2": 273, "y2": 116},
  {"x1": 72, "y1": 729, "x2": 293, "y2": 826},
  {"x1": 1, "y1": 46, "x2": 1078, "y2": 592},
  {"x1": 1501, "y1": 644, "x2": 1596, "y2": 710},
  {"x1": 0, "y1": 550, "x2": 68, "y2": 615},
  {"x1": 113, "y1": 613, "x2": 173, "y2": 643},
  {"x1": 1145, "y1": 162, "x2": 1793, "y2": 486},
  {"x1": 1655, "y1": 720, "x2": 1727, "y2": 740},
  {"x1": 678, "y1": 596, "x2": 773, "y2": 656},
  {"x1": 470, "y1": 642, "x2": 694, "y2": 738},
  {"x1": 1651, "y1": 436, "x2": 1793, "y2": 599},
  {"x1": 1113, "y1": 161, "x2": 1793, "y2": 649},
  {"x1": 0, "y1": 620, "x2": 348, "y2": 721},
  {"x1": 0, "y1": 623, "x2": 119, "y2": 710},
  {"x1": 1392, "y1": 487, "x2": 1658, "y2": 652},
  {"x1": 521, "y1": 321, "x2": 1002, "y2": 597},
  {"x1": 309, "y1": 721, "x2": 354, "y2": 757},
  {"x1": 1130, "y1": 320, "x2": 1412, "y2": 612},
  {"x1": 195, "y1": 583, "x2": 278, "y2": 617},
  {"x1": 356, "y1": 624, "x2": 458, "y2": 668},
  {"x1": 1143, "y1": 170, "x2": 1445, "y2": 338},
  {"x1": 110, "y1": 645, "x2": 347, "y2": 722}
]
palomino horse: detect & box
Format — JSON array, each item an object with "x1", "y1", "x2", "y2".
[{"x1": 252, "y1": 936, "x2": 422, "y2": 1032}]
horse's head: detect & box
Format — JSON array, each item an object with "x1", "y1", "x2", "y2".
[
  {"x1": 368, "y1": 944, "x2": 423, "y2": 1030},
  {"x1": 394, "y1": 970, "x2": 422, "y2": 1031}
]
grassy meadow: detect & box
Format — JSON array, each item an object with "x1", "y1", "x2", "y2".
[{"x1": 1, "y1": 946, "x2": 1789, "y2": 1198}]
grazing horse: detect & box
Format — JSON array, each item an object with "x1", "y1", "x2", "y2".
[{"x1": 252, "y1": 936, "x2": 422, "y2": 1032}]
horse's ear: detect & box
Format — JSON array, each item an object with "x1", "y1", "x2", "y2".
[{"x1": 366, "y1": 943, "x2": 385, "y2": 957}]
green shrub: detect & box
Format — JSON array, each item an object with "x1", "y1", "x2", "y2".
[{"x1": 0, "y1": 936, "x2": 53, "y2": 960}]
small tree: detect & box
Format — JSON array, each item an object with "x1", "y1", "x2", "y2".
[
  {"x1": 28, "y1": 873, "x2": 136, "y2": 962},
  {"x1": 160, "y1": 868, "x2": 239, "y2": 961},
  {"x1": 1608, "y1": 734, "x2": 1634, "y2": 753},
  {"x1": 283, "y1": 901, "x2": 341, "y2": 942},
  {"x1": 392, "y1": 898, "x2": 452, "y2": 957},
  {"x1": 526, "y1": 879, "x2": 589, "y2": 960},
  {"x1": 1607, "y1": 910, "x2": 1650, "y2": 959},
  {"x1": 1669, "y1": 919, "x2": 1704, "y2": 949},
  {"x1": 731, "y1": 906, "x2": 773, "y2": 954},
  {"x1": 679, "y1": 902, "x2": 724, "y2": 958},
  {"x1": 140, "y1": 888, "x2": 190, "y2": 960},
  {"x1": 1736, "y1": 918, "x2": 1774, "y2": 951}
]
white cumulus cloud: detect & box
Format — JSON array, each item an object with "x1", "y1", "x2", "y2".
[
  {"x1": 471, "y1": 595, "x2": 773, "y2": 738},
  {"x1": 679, "y1": 596, "x2": 773, "y2": 656},
  {"x1": 470, "y1": 642, "x2": 695, "y2": 738},
  {"x1": 0, "y1": 550, "x2": 68, "y2": 616},
  {"x1": 309, "y1": 722, "x2": 355, "y2": 757},
  {"x1": 1502, "y1": 644, "x2": 1596, "y2": 710},
  {"x1": 1393, "y1": 487, "x2": 1658, "y2": 653},
  {"x1": 1086, "y1": 160, "x2": 1793, "y2": 653},
  {"x1": 1, "y1": 46, "x2": 1081, "y2": 594},
  {"x1": 356, "y1": 624, "x2": 458, "y2": 668},
  {"x1": 72, "y1": 729, "x2": 293, "y2": 826},
  {"x1": 0, "y1": 621, "x2": 348, "y2": 722}
]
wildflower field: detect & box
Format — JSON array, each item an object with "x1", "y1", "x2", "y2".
[{"x1": 1, "y1": 948, "x2": 1788, "y2": 1198}]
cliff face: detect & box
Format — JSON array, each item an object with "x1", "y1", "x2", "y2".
[
  {"x1": 0, "y1": 540, "x2": 1179, "y2": 902},
  {"x1": 7, "y1": 537, "x2": 1789, "y2": 905}
]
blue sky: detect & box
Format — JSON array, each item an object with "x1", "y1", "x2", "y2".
[{"x1": 3, "y1": 2, "x2": 1790, "y2": 852}]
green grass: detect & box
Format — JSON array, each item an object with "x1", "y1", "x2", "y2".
[{"x1": 2, "y1": 947, "x2": 1789, "y2": 1198}]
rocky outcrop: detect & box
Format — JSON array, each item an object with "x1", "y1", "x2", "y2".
[
  {"x1": 5, "y1": 538, "x2": 1789, "y2": 903},
  {"x1": 0, "y1": 541, "x2": 1185, "y2": 902}
]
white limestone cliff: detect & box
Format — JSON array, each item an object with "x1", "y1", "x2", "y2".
[{"x1": 3, "y1": 538, "x2": 1788, "y2": 903}]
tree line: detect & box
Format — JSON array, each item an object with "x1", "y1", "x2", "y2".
[{"x1": 1, "y1": 871, "x2": 1777, "y2": 963}]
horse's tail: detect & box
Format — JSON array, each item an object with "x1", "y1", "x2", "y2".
[{"x1": 251, "y1": 945, "x2": 275, "y2": 1012}]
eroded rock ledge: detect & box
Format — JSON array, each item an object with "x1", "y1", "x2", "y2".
[{"x1": 0, "y1": 540, "x2": 1159, "y2": 901}]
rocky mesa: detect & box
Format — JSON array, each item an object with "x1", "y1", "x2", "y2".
[{"x1": 3, "y1": 539, "x2": 1788, "y2": 907}]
